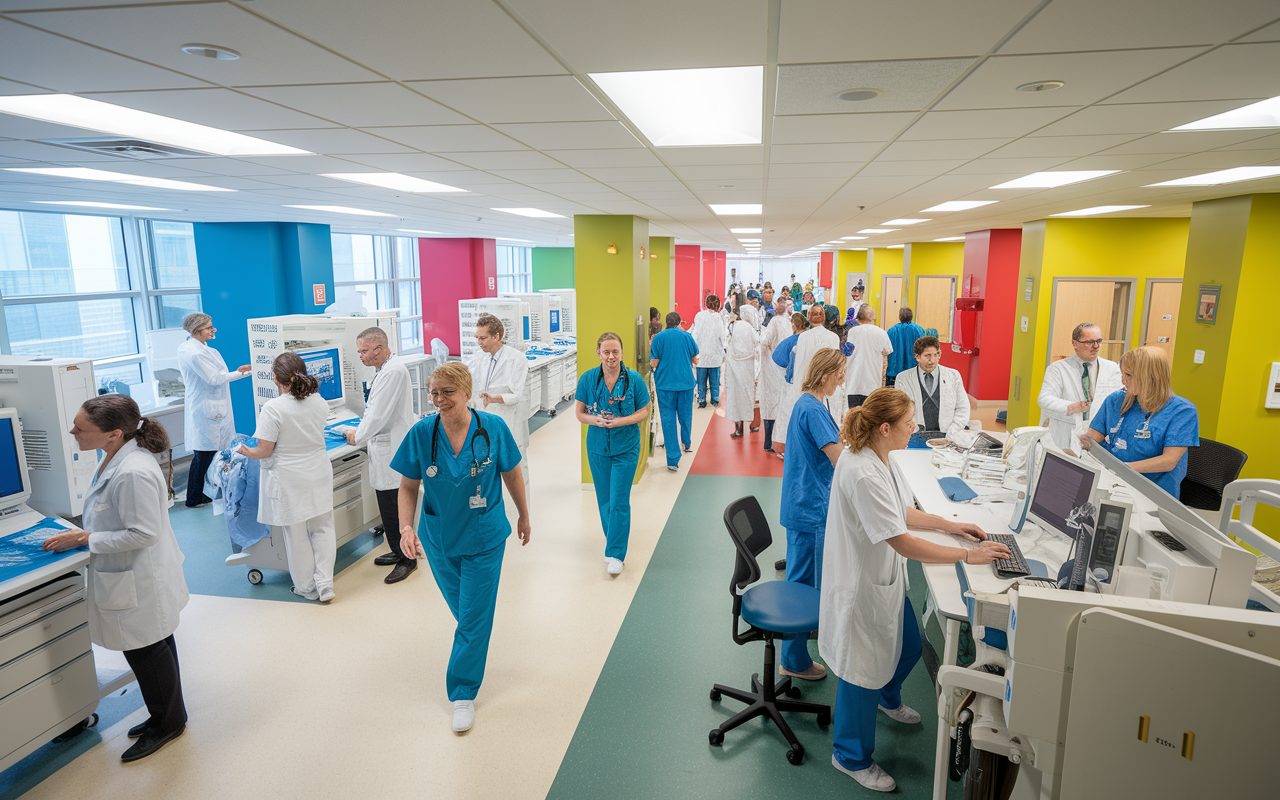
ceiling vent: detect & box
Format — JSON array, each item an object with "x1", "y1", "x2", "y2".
[{"x1": 37, "y1": 137, "x2": 211, "y2": 159}]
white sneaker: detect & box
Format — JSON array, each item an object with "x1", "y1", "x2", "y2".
[
  {"x1": 606, "y1": 557, "x2": 625, "y2": 575},
  {"x1": 317, "y1": 586, "x2": 335, "y2": 604},
  {"x1": 667, "y1": 465, "x2": 678, "y2": 472},
  {"x1": 878, "y1": 703, "x2": 921, "y2": 724},
  {"x1": 451, "y1": 700, "x2": 474, "y2": 733},
  {"x1": 832, "y1": 756, "x2": 896, "y2": 792}
]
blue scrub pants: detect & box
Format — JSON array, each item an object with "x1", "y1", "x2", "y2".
[
  {"x1": 781, "y1": 527, "x2": 824, "y2": 672},
  {"x1": 587, "y1": 450, "x2": 639, "y2": 560},
  {"x1": 833, "y1": 597, "x2": 923, "y2": 771},
  {"x1": 657, "y1": 388, "x2": 694, "y2": 467},
  {"x1": 696, "y1": 367, "x2": 721, "y2": 405},
  {"x1": 422, "y1": 539, "x2": 507, "y2": 702}
]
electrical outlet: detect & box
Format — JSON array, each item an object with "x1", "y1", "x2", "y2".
[
  {"x1": 1193, "y1": 350, "x2": 1205, "y2": 364},
  {"x1": 1021, "y1": 316, "x2": 1029, "y2": 333}
]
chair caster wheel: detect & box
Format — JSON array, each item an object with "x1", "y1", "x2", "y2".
[
  {"x1": 709, "y1": 689, "x2": 722, "y2": 702},
  {"x1": 247, "y1": 569, "x2": 263, "y2": 585},
  {"x1": 786, "y1": 745, "x2": 805, "y2": 765},
  {"x1": 786, "y1": 686, "x2": 802, "y2": 699},
  {"x1": 709, "y1": 729, "x2": 724, "y2": 746},
  {"x1": 817, "y1": 713, "x2": 831, "y2": 728}
]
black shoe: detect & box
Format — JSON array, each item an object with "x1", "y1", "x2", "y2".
[
  {"x1": 774, "y1": 558, "x2": 787, "y2": 571},
  {"x1": 183, "y1": 500, "x2": 209, "y2": 509},
  {"x1": 121, "y1": 725, "x2": 184, "y2": 763},
  {"x1": 374, "y1": 552, "x2": 401, "y2": 566},
  {"x1": 698, "y1": 403, "x2": 707, "y2": 409},
  {"x1": 385, "y1": 560, "x2": 417, "y2": 584},
  {"x1": 127, "y1": 718, "x2": 153, "y2": 739}
]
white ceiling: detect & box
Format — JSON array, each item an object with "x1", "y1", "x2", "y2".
[{"x1": 0, "y1": 0, "x2": 1276, "y2": 253}]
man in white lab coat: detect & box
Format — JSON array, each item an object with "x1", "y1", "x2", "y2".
[
  {"x1": 895, "y1": 335, "x2": 972, "y2": 439},
  {"x1": 345, "y1": 327, "x2": 417, "y2": 584},
  {"x1": 776, "y1": 304, "x2": 841, "y2": 443},
  {"x1": 843, "y1": 306, "x2": 893, "y2": 409},
  {"x1": 467, "y1": 313, "x2": 531, "y2": 490},
  {"x1": 1038, "y1": 322, "x2": 1122, "y2": 449}
]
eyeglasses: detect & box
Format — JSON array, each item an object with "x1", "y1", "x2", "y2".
[
  {"x1": 356, "y1": 344, "x2": 383, "y2": 356},
  {"x1": 197, "y1": 325, "x2": 214, "y2": 333},
  {"x1": 428, "y1": 388, "x2": 459, "y2": 398},
  {"x1": 1075, "y1": 338, "x2": 1103, "y2": 347}
]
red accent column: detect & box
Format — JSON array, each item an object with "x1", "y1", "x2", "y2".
[
  {"x1": 713, "y1": 251, "x2": 726, "y2": 299},
  {"x1": 959, "y1": 229, "x2": 1022, "y2": 400},
  {"x1": 418, "y1": 237, "x2": 497, "y2": 355},
  {"x1": 818, "y1": 252, "x2": 834, "y2": 289},
  {"x1": 674, "y1": 244, "x2": 702, "y2": 329}
]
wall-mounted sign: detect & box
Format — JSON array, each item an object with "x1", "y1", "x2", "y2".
[
  {"x1": 313, "y1": 284, "x2": 325, "y2": 305},
  {"x1": 1162, "y1": 314, "x2": 1173, "y2": 321},
  {"x1": 488, "y1": 276, "x2": 496, "y2": 291},
  {"x1": 1024, "y1": 275, "x2": 1034, "y2": 302},
  {"x1": 640, "y1": 246, "x2": 646, "y2": 259},
  {"x1": 1196, "y1": 284, "x2": 1220, "y2": 324}
]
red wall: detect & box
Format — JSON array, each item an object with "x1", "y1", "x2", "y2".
[
  {"x1": 418, "y1": 237, "x2": 497, "y2": 355},
  {"x1": 713, "y1": 251, "x2": 726, "y2": 300},
  {"x1": 674, "y1": 244, "x2": 702, "y2": 329},
  {"x1": 819, "y1": 252, "x2": 833, "y2": 289},
  {"x1": 959, "y1": 229, "x2": 1022, "y2": 400},
  {"x1": 702, "y1": 250, "x2": 726, "y2": 301}
]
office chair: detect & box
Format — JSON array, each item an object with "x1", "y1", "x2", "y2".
[
  {"x1": 709, "y1": 496, "x2": 830, "y2": 766},
  {"x1": 1180, "y1": 438, "x2": 1248, "y2": 511}
]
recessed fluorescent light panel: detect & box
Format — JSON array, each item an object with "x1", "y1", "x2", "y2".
[
  {"x1": 730, "y1": 227, "x2": 762, "y2": 233},
  {"x1": 922, "y1": 201, "x2": 997, "y2": 212},
  {"x1": 0, "y1": 94, "x2": 310, "y2": 156},
  {"x1": 738, "y1": 238, "x2": 762, "y2": 242},
  {"x1": 322, "y1": 173, "x2": 465, "y2": 192},
  {"x1": 491, "y1": 208, "x2": 565, "y2": 218},
  {"x1": 398, "y1": 229, "x2": 445, "y2": 235},
  {"x1": 283, "y1": 205, "x2": 395, "y2": 217},
  {"x1": 33, "y1": 201, "x2": 169, "y2": 210},
  {"x1": 840, "y1": 236, "x2": 867, "y2": 240},
  {"x1": 825, "y1": 241, "x2": 845, "y2": 244},
  {"x1": 933, "y1": 236, "x2": 966, "y2": 242},
  {"x1": 5, "y1": 167, "x2": 233, "y2": 191},
  {"x1": 1144, "y1": 166, "x2": 1280, "y2": 187},
  {"x1": 886, "y1": 244, "x2": 904, "y2": 249},
  {"x1": 882, "y1": 219, "x2": 929, "y2": 226},
  {"x1": 710, "y1": 204, "x2": 763, "y2": 215},
  {"x1": 858, "y1": 228, "x2": 897, "y2": 234},
  {"x1": 589, "y1": 66, "x2": 763, "y2": 147},
  {"x1": 1171, "y1": 96, "x2": 1280, "y2": 131},
  {"x1": 1050, "y1": 205, "x2": 1150, "y2": 217},
  {"x1": 989, "y1": 171, "x2": 1120, "y2": 189},
  {"x1": 497, "y1": 237, "x2": 535, "y2": 242}
]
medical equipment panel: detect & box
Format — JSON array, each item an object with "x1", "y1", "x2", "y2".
[
  {"x1": 502, "y1": 293, "x2": 559, "y2": 343},
  {"x1": 539, "y1": 288, "x2": 576, "y2": 335},
  {"x1": 1027, "y1": 452, "x2": 1101, "y2": 542},
  {"x1": 293, "y1": 345, "x2": 346, "y2": 412},
  {"x1": 458, "y1": 298, "x2": 524, "y2": 359}
]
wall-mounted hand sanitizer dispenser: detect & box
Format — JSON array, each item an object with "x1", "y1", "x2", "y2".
[{"x1": 1266, "y1": 362, "x2": 1280, "y2": 410}]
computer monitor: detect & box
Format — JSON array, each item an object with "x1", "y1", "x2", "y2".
[
  {"x1": 1028, "y1": 451, "x2": 1102, "y2": 541},
  {"x1": 293, "y1": 345, "x2": 346, "y2": 411},
  {"x1": 0, "y1": 407, "x2": 32, "y2": 511}
]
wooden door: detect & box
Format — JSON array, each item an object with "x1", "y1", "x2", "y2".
[
  {"x1": 1143, "y1": 280, "x2": 1181, "y2": 359},
  {"x1": 1050, "y1": 281, "x2": 1117, "y2": 362},
  {"x1": 916, "y1": 276, "x2": 956, "y2": 342},
  {"x1": 882, "y1": 275, "x2": 902, "y2": 326}
]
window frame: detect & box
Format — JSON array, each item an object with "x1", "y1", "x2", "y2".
[{"x1": 331, "y1": 231, "x2": 423, "y2": 354}]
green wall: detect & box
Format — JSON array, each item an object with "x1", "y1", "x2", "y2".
[{"x1": 532, "y1": 247, "x2": 574, "y2": 291}]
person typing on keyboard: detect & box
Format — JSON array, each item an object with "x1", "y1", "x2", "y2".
[{"x1": 819, "y1": 387, "x2": 1011, "y2": 793}]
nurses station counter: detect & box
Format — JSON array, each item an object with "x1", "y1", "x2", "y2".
[{"x1": 522, "y1": 336, "x2": 577, "y2": 417}]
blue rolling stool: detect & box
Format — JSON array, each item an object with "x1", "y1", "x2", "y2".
[{"x1": 710, "y1": 496, "x2": 831, "y2": 765}]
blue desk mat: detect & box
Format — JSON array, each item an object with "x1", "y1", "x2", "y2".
[
  {"x1": 323, "y1": 418, "x2": 360, "y2": 451},
  {"x1": 0, "y1": 518, "x2": 81, "y2": 585}
]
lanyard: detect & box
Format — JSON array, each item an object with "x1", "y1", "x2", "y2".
[
  {"x1": 1115, "y1": 406, "x2": 1155, "y2": 441},
  {"x1": 594, "y1": 368, "x2": 629, "y2": 412},
  {"x1": 484, "y1": 352, "x2": 499, "y2": 394},
  {"x1": 428, "y1": 410, "x2": 492, "y2": 478}
]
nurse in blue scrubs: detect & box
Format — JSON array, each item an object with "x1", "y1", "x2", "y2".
[
  {"x1": 1081, "y1": 346, "x2": 1199, "y2": 500},
  {"x1": 574, "y1": 332, "x2": 651, "y2": 577},
  {"x1": 393, "y1": 361, "x2": 530, "y2": 735}
]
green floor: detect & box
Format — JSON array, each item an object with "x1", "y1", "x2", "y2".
[{"x1": 546, "y1": 475, "x2": 962, "y2": 799}]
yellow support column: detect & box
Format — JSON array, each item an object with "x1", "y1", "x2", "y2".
[
  {"x1": 648, "y1": 236, "x2": 674, "y2": 316},
  {"x1": 574, "y1": 215, "x2": 651, "y2": 484}
]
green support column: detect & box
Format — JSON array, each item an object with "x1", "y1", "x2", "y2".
[
  {"x1": 648, "y1": 236, "x2": 674, "y2": 317},
  {"x1": 574, "y1": 215, "x2": 651, "y2": 484}
]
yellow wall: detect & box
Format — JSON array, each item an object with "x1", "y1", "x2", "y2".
[
  {"x1": 833, "y1": 249, "x2": 868, "y2": 316},
  {"x1": 867, "y1": 247, "x2": 904, "y2": 322},
  {"x1": 1007, "y1": 218, "x2": 1190, "y2": 428},
  {"x1": 648, "y1": 236, "x2": 673, "y2": 315},
  {"x1": 904, "y1": 242, "x2": 964, "y2": 334}
]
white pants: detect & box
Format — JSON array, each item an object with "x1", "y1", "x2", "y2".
[{"x1": 281, "y1": 511, "x2": 336, "y2": 599}]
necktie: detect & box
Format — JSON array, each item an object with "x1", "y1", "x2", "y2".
[
  {"x1": 1080, "y1": 363, "x2": 1091, "y2": 419},
  {"x1": 924, "y1": 371, "x2": 933, "y2": 395}
]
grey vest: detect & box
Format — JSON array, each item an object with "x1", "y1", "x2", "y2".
[{"x1": 919, "y1": 369, "x2": 941, "y2": 431}]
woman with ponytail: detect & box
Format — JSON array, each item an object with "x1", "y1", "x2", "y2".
[
  {"x1": 238, "y1": 352, "x2": 336, "y2": 602},
  {"x1": 43, "y1": 395, "x2": 191, "y2": 763},
  {"x1": 818, "y1": 387, "x2": 1010, "y2": 792}
]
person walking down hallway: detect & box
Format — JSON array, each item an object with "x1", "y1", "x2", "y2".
[
  {"x1": 758, "y1": 295, "x2": 792, "y2": 454},
  {"x1": 690, "y1": 294, "x2": 726, "y2": 408},
  {"x1": 177, "y1": 313, "x2": 250, "y2": 508},
  {"x1": 466, "y1": 313, "x2": 531, "y2": 491},
  {"x1": 844, "y1": 306, "x2": 893, "y2": 410},
  {"x1": 885, "y1": 307, "x2": 925, "y2": 389},
  {"x1": 649, "y1": 312, "x2": 699, "y2": 471},
  {"x1": 724, "y1": 304, "x2": 759, "y2": 439}
]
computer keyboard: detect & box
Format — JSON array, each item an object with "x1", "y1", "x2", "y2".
[{"x1": 985, "y1": 533, "x2": 1031, "y2": 579}]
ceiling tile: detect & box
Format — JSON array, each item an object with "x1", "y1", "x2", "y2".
[
  {"x1": 488, "y1": 167, "x2": 596, "y2": 184},
  {"x1": 0, "y1": 78, "x2": 52, "y2": 95},
  {"x1": 859, "y1": 159, "x2": 968, "y2": 176},
  {"x1": 1097, "y1": 129, "x2": 1274, "y2": 155},
  {"x1": 1216, "y1": 132, "x2": 1280, "y2": 151},
  {"x1": 405, "y1": 170, "x2": 520, "y2": 186},
  {"x1": 986, "y1": 134, "x2": 1145, "y2": 158},
  {"x1": 879, "y1": 138, "x2": 1010, "y2": 160},
  {"x1": 13, "y1": 4, "x2": 381, "y2": 86},
  {"x1": 947, "y1": 156, "x2": 1073, "y2": 174},
  {"x1": 542, "y1": 148, "x2": 662, "y2": 168},
  {"x1": 248, "y1": 128, "x2": 417, "y2": 154},
  {"x1": 1239, "y1": 20, "x2": 1280, "y2": 43},
  {"x1": 772, "y1": 113, "x2": 916, "y2": 145},
  {"x1": 770, "y1": 143, "x2": 880, "y2": 163},
  {"x1": 1000, "y1": 0, "x2": 1280, "y2": 53},
  {"x1": 82, "y1": 87, "x2": 338, "y2": 131},
  {"x1": 408, "y1": 76, "x2": 613, "y2": 124},
  {"x1": 769, "y1": 162, "x2": 861, "y2": 179},
  {"x1": 236, "y1": 154, "x2": 386, "y2": 174},
  {"x1": 668, "y1": 164, "x2": 762, "y2": 181},
  {"x1": 775, "y1": 59, "x2": 974, "y2": 115},
  {"x1": 1032, "y1": 100, "x2": 1253, "y2": 136},
  {"x1": 1132, "y1": 150, "x2": 1280, "y2": 172},
  {"x1": 335, "y1": 153, "x2": 474, "y2": 172},
  {"x1": 1053, "y1": 153, "x2": 1182, "y2": 170},
  {"x1": 493, "y1": 121, "x2": 641, "y2": 150},
  {"x1": 368, "y1": 125, "x2": 527, "y2": 153},
  {"x1": 659, "y1": 146, "x2": 764, "y2": 166},
  {"x1": 242, "y1": 84, "x2": 469, "y2": 128},
  {"x1": 149, "y1": 157, "x2": 299, "y2": 177},
  {"x1": 900, "y1": 106, "x2": 1075, "y2": 140},
  {"x1": 1106, "y1": 43, "x2": 1280, "y2": 104},
  {"x1": 435, "y1": 151, "x2": 567, "y2": 170},
  {"x1": 575, "y1": 166, "x2": 677, "y2": 182}
]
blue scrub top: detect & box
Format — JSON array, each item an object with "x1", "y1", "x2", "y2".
[
  {"x1": 391, "y1": 410, "x2": 521, "y2": 557},
  {"x1": 779, "y1": 393, "x2": 842, "y2": 534},
  {"x1": 887, "y1": 322, "x2": 925, "y2": 377},
  {"x1": 649, "y1": 328, "x2": 700, "y2": 391},
  {"x1": 1089, "y1": 392, "x2": 1199, "y2": 499},
  {"x1": 575, "y1": 367, "x2": 651, "y2": 458},
  {"x1": 773, "y1": 334, "x2": 800, "y2": 383}
]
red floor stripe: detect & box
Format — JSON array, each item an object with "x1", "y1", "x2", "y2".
[{"x1": 688, "y1": 410, "x2": 785, "y2": 478}]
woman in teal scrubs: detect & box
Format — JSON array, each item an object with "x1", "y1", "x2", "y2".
[
  {"x1": 1081, "y1": 346, "x2": 1199, "y2": 500},
  {"x1": 393, "y1": 362, "x2": 530, "y2": 734},
  {"x1": 574, "y1": 332, "x2": 652, "y2": 577}
]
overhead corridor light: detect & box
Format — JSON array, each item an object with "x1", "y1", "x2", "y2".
[
  {"x1": 398, "y1": 229, "x2": 445, "y2": 235},
  {"x1": 322, "y1": 173, "x2": 466, "y2": 192},
  {"x1": 738, "y1": 238, "x2": 762, "y2": 242},
  {"x1": 6, "y1": 166, "x2": 234, "y2": 191},
  {"x1": 491, "y1": 208, "x2": 566, "y2": 218},
  {"x1": 589, "y1": 66, "x2": 763, "y2": 147},
  {"x1": 0, "y1": 94, "x2": 310, "y2": 156},
  {"x1": 886, "y1": 244, "x2": 905, "y2": 249},
  {"x1": 33, "y1": 200, "x2": 171, "y2": 210},
  {"x1": 1144, "y1": 166, "x2": 1280, "y2": 187},
  {"x1": 1171, "y1": 96, "x2": 1280, "y2": 131},
  {"x1": 1050, "y1": 205, "x2": 1150, "y2": 216},
  {"x1": 497, "y1": 237, "x2": 535, "y2": 242},
  {"x1": 882, "y1": 218, "x2": 929, "y2": 225},
  {"x1": 840, "y1": 236, "x2": 868, "y2": 240},
  {"x1": 730, "y1": 227, "x2": 762, "y2": 233},
  {"x1": 711, "y1": 204, "x2": 763, "y2": 215},
  {"x1": 921, "y1": 200, "x2": 997, "y2": 212},
  {"x1": 933, "y1": 236, "x2": 966, "y2": 241},
  {"x1": 858, "y1": 228, "x2": 897, "y2": 234},
  {"x1": 283, "y1": 205, "x2": 396, "y2": 217},
  {"x1": 989, "y1": 171, "x2": 1120, "y2": 189}
]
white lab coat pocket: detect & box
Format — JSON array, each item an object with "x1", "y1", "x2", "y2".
[
  {"x1": 93, "y1": 569, "x2": 138, "y2": 612},
  {"x1": 369, "y1": 434, "x2": 396, "y2": 490},
  {"x1": 205, "y1": 399, "x2": 229, "y2": 421}
]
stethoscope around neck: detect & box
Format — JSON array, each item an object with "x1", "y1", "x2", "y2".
[
  {"x1": 593, "y1": 366, "x2": 629, "y2": 412},
  {"x1": 427, "y1": 408, "x2": 491, "y2": 478}
]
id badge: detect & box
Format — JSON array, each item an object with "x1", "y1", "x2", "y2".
[{"x1": 469, "y1": 492, "x2": 487, "y2": 510}]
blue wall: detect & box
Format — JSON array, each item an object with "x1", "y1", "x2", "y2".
[{"x1": 192, "y1": 222, "x2": 333, "y2": 434}]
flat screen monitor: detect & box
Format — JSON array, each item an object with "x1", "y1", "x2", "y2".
[
  {"x1": 1029, "y1": 451, "x2": 1102, "y2": 540},
  {"x1": 294, "y1": 346, "x2": 345, "y2": 409},
  {"x1": 0, "y1": 407, "x2": 31, "y2": 508}
]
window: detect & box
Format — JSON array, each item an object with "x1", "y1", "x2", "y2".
[
  {"x1": 143, "y1": 220, "x2": 201, "y2": 329},
  {"x1": 496, "y1": 246, "x2": 531, "y2": 294},
  {"x1": 331, "y1": 232, "x2": 422, "y2": 353}
]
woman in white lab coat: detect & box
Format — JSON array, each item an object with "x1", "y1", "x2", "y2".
[
  {"x1": 758, "y1": 295, "x2": 791, "y2": 453},
  {"x1": 238, "y1": 352, "x2": 335, "y2": 602},
  {"x1": 818, "y1": 388, "x2": 1009, "y2": 792},
  {"x1": 177, "y1": 313, "x2": 250, "y2": 508},
  {"x1": 724, "y1": 310, "x2": 758, "y2": 437},
  {"x1": 690, "y1": 294, "x2": 726, "y2": 408},
  {"x1": 43, "y1": 395, "x2": 190, "y2": 763}
]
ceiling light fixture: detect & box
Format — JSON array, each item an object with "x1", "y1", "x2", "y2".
[
  {"x1": 497, "y1": 237, "x2": 535, "y2": 242},
  {"x1": 989, "y1": 171, "x2": 1120, "y2": 189},
  {"x1": 883, "y1": 218, "x2": 929, "y2": 226},
  {"x1": 921, "y1": 200, "x2": 997, "y2": 212},
  {"x1": 886, "y1": 244, "x2": 905, "y2": 249},
  {"x1": 1050, "y1": 205, "x2": 1150, "y2": 216},
  {"x1": 398, "y1": 229, "x2": 445, "y2": 235},
  {"x1": 1171, "y1": 96, "x2": 1280, "y2": 131},
  {"x1": 6, "y1": 166, "x2": 234, "y2": 191},
  {"x1": 858, "y1": 228, "x2": 897, "y2": 234},
  {"x1": 491, "y1": 208, "x2": 565, "y2": 218},
  {"x1": 283, "y1": 205, "x2": 396, "y2": 217},
  {"x1": 840, "y1": 236, "x2": 868, "y2": 240},
  {"x1": 322, "y1": 173, "x2": 466, "y2": 192},
  {"x1": 33, "y1": 200, "x2": 170, "y2": 210},
  {"x1": 836, "y1": 88, "x2": 883, "y2": 102},
  {"x1": 180, "y1": 43, "x2": 241, "y2": 61},
  {"x1": 710, "y1": 204, "x2": 763, "y2": 215},
  {"x1": 1144, "y1": 166, "x2": 1280, "y2": 187},
  {"x1": 0, "y1": 94, "x2": 310, "y2": 156},
  {"x1": 589, "y1": 66, "x2": 763, "y2": 147},
  {"x1": 933, "y1": 236, "x2": 966, "y2": 242},
  {"x1": 825, "y1": 241, "x2": 845, "y2": 244},
  {"x1": 738, "y1": 238, "x2": 762, "y2": 242},
  {"x1": 1016, "y1": 80, "x2": 1065, "y2": 93},
  {"x1": 730, "y1": 227, "x2": 762, "y2": 233}
]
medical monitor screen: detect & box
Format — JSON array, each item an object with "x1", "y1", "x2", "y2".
[
  {"x1": 298, "y1": 347, "x2": 343, "y2": 404},
  {"x1": 0, "y1": 418, "x2": 24, "y2": 499},
  {"x1": 1029, "y1": 452, "x2": 1098, "y2": 540}
]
